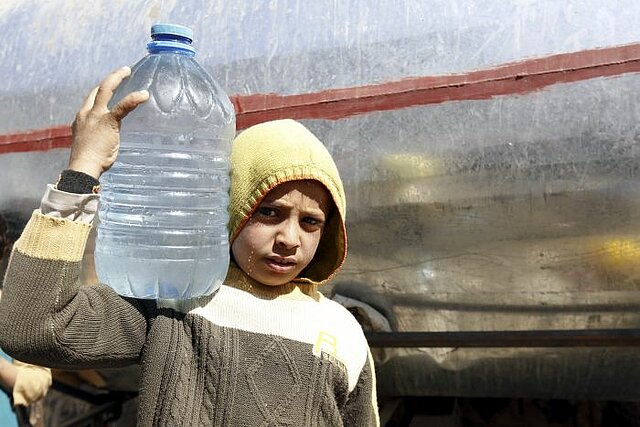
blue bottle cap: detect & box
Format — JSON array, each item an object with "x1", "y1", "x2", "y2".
[{"x1": 151, "y1": 23, "x2": 193, "y2": 42}]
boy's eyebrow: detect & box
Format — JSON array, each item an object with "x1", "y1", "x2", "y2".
[
  {"x1": 304, "y1": 208, "x2": 327, "y2": 219},
  {"x1": 262, "y1": 200, "x2": 327, "y2": 217},
  {"x1": 260, "y1": 199, "x2": 290, "y2": 208}
]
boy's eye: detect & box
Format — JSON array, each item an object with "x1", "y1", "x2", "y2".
[
  {"x1": 258, "y1": 207, "x2": 277, "y2": 217},
  {"x1": 303, "y1": 216, "x2": 323, "y2": 227}
]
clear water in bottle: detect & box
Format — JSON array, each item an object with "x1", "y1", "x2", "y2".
[{"x1": 95, "y1": 24, "x2": 236, "y2": 299}]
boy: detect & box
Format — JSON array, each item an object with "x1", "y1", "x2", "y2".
[{"x1": 0, "y1": 67, "x2": 380, "y2": 426}]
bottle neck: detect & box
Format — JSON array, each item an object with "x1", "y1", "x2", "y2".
[{"x1": 147, "y1": 34, "x2": 195, "y2": 56}]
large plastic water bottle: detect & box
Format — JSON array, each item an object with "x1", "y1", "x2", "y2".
[{"x1": 95, "y1": 24, "x2": 235, "y2": 299}]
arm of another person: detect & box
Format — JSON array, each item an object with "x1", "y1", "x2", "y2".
[
  {"x1": 0, "y1": 357, "x2": 17, "y2": 395},
  {"x1": 0, "y1": 355, "x2": 51, "y2": 406},
  {"x1": 9, "y1": 360, "x2": 51, "y2": 407},
  {"x1": 0, "y1": 68, "x2": 153, "y2": 369}
]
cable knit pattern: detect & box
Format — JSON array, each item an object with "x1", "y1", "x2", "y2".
[
  {"x1": 248, "y1": 336, "x2": 301, "y2": 425},
  {"x1": 200, "y1": 316, "x2": 219, "y2": 426}
]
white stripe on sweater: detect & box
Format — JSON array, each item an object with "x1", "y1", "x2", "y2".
[{"x1": 187, "y1": 285, "x2": 368, "y2": 392}]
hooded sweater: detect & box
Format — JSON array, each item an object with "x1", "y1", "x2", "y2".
[{"x1": 0, "y1": 120, "x2": 379, "y2": 426}]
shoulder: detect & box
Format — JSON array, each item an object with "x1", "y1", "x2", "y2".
[
  {"x1": 315, "y1": 294, "x2": 370, "y2": 353},
  {"x1": 318, "y1": 294, "x2": 367, "y2": 335},
  {"x1": 310, "y1": 295, "x2": 372, "y2": 390}
]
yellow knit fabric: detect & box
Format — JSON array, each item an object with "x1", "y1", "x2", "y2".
[
  {"x1": 15, "y1": 211, "x2": 92, "y2": 262},
  {"x1": 229, "y1": 119, "x2": 347, "y2": 286}
]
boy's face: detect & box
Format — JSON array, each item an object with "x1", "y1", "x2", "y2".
[{"x1": 231, "y1": 180, "x2": 331, "y2": 286}]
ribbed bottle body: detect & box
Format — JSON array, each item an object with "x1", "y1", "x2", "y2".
[{"x1": 95, "y1": 47, "x2": 235, "y2": 299}]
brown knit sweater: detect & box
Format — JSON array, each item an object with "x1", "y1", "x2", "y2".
[{"x1": 0, "y1": 212, "x2": 379, "y2": 426}]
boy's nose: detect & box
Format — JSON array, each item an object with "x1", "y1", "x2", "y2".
[{"x1": 275, "y1": 220, "x2": 300, "y2": 250}]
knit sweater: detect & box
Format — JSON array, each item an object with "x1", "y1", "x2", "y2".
[
  {"x1": 0, "y1": 182, "x2": 381, "y2": 426},
  {"x1": 0, "y1": 210, "x2": 378, "y2": 426}
]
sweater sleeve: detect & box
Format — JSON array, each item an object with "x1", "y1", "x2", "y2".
[
  {"x1": 0, "y1": 211, "x2": 154, "y2": 369},
  {"x1": 342, "y1": 348, "x2": 380, "y2": 426}
]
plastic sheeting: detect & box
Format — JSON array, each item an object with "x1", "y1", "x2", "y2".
[
  {"x1": 2, "y1": 0, "x2": 640, "y2": 133},
  {"x1": 3, "y1": 0, "x2": 640, "y2": 399}
]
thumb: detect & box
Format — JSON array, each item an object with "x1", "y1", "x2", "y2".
[{"x1": 111, "y1": 90, "x2": 149, "y2": 122}]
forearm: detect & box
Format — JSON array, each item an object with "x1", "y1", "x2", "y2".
[
  {"x1": 0, "y1": 211, "x2": 92, "y2": 365},
  {"x1": 0, "y1": 357, "x2": 17, "y2": 393},
  {"x1": 0, "y1": 68, "x2": 150, "y2": 368},
  {"x1": 0, "y1": 211, "x2": 151, "y2": 369}
]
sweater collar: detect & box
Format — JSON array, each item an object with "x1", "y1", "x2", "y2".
[
  {"x1": 157, "y1": 264, "x2": 321, "y2": 312},
  {"x1": 223, "y1": 263, "x2": 321, "y2": 301}
]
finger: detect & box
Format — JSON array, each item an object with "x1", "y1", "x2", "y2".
[
  {"x1": 110, "y1": 90, "x2": 149, "y2": 122},
  {"x1": 94, "y1": 66, "x2": 132, "y2": 110},
  {"x1": 78, "y1": 86, "x2": 100, "y2": 116}
]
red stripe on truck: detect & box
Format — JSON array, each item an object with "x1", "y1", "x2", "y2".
[{"x1": 3, "y1": 43, "x2": 640, "y2": 154}]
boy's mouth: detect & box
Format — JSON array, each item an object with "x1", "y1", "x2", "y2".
[{"x1": 264, "y1": 256, "x2": 296, "y2": 273}]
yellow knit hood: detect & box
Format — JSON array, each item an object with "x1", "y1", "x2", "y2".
[{"x1": 228, "y1": 119, "x2": 347, "y2": 286}]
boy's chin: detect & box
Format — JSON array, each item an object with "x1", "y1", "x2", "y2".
[
  {"x1": 261, "y1": 281, "x2": 290, "y2": 287},
  {"x1": 257, "y1": 276, "x2": 293, "y2": 287},
  {"x1": 248, "y1": 270, "x2": 297, "y2": 287}
]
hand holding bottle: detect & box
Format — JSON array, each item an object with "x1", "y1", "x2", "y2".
[{"x1": 68, "y1": 67, "x2": 149, "y2": 179}]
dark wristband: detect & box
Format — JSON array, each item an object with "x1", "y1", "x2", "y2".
[{"x1": 56, "y1": 169, "x2": 101, "y2": 194}]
